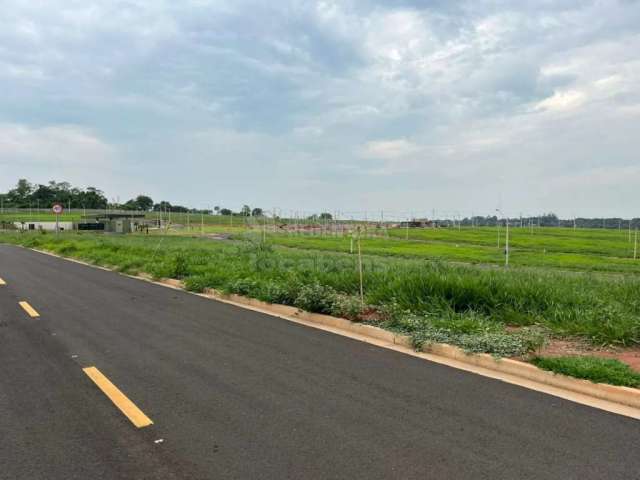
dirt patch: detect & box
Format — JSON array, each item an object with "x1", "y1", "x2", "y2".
[
  {"x1": 357, "y1": 308, "x2": 385, "y2": 323},
  {"x1": 535, "y1": 337, "x2": 640, "y2": 373}
]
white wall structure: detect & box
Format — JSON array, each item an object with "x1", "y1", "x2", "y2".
[{"x1": 14, "y1": 221, "x2": 74, "y2": 232}]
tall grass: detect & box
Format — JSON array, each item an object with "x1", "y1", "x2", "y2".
[{"x1": 4, "y1": 232, "x2": 639, "y2": 346}]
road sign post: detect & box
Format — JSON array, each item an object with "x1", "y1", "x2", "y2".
[{"x1": 52, "y1": 203, "x2": 64, "y2": 234}]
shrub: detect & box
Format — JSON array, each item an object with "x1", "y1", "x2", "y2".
[
  {"x1": 171, "y1": 253, "x2": 190, "y2": 278},
  {"x1": 294, "y1": 283, "x2": 337, "y2": 315},
  {"x1": 258, "y1": 281, "x2": 293, "y2": 304},
  {"x1": 184, "y1": 275, "x2": 209, "y2": 293},
  {"x1": 227, "y1": 278, "x2": 259, "y2": 296},
  {"x1": 330, "y1": 294, "x2": 363, "y2": 320}
]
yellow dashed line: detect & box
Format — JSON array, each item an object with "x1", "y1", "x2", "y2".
[
  {"x1": 19, "y1": 301, "x2": 40, "y2": 318},
  {"x1": 83, "y1": 366, "x2": 154, "y2": 428}
]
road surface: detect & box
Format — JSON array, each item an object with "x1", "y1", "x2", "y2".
[{"x1": 0, "y1": 244, "x2": 638, "y2": 479}]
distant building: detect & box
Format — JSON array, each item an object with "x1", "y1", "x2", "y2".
[
  {"x1": 14, "y1": 221, "x2": 74, "y2": 232},
  {"x1": 398, "y1": 219, "x2": 433, "y2": 228},
  {"x1": 81, "y1": 212, "x2": 148, "y2": 233}
]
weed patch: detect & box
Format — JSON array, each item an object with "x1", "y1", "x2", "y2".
[{"x1": 531, "y1": 356, "x2": 640, "y2": 388}]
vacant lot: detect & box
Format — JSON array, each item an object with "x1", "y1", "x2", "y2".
[
  {"x1": 248, "y1": 226, "x2": 640, "y2": 274},
  {"x1": 2, "y1": 232, "x2": 639, "y2": 354}
]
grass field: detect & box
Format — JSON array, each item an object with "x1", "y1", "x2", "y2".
[
  {"x1": 2, "y1": 232, "x2": 639, "y2": 352},
  {"x1": 230, "y1": 226, "x2": 640, "y2": 274},
  {"x1": 4, "y1": 209, "x2": 638, "y2": 274}
]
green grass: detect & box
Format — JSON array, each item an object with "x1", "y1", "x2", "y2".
[
  {"x1": 531, "y1": 356, "x2": 640, "y2": 387},
  {"x1": 246, "y1": 227, "x2": 640, "y2": 274},
  {"x1": 2, "y1": 232, "x2": 639, "y2": 350}
]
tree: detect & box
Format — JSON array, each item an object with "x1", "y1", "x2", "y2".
[
  {"x1": 251, "y1": 207, "x2": 263, "y2": 217},
  {"x1": 214, "y1": 206, "x2": 220, "y2": 215},
  {"x1": 79, "y1": 187, "x2": 108, "y2": 209},
  {"x1": 31, "y1": 184, "x2": 57, "y2": 207},
  {"x1": 7, "y1": 179, "x2": 33, "y2": 206},
  {"x1": 219, "y1": 208, "x2": 232, "y2": 216},
  {"x1": 125, "y1": 195, "x2": 153, "y2": 212},
  {"x1": 319, "y1": 212, "x2": 333, "y2": 220},
  {"x1": 153, "y1": 201, "x2": 172, "y2": 212},
  {"x1": 240, "y1": 205, "x2": 251, "y2": 216},
  {"x1": 122, "y1": 199, "x2": 139, "y2": 210}
]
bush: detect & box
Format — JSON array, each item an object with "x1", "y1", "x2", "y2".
[
  {"x1": 257, "y1": 281, "x2": 294, "y2": 304},
  {"x1": 294, "y1": 283, "x2": 337, "y2": 315},
  {"x1": 171, "y1": 253, "x2": 190, "y2": 279},
  {"x1": 531, "y1": 356, "x2": 640, "y2": 388},
  {"x1": 330, "y1": 295, "x2": 363, "y2": 320},
  {"x1": 184, "y1": 275, "x2": 209, "y2": 293},
  {"x1": 227, "y1": 277, "x2": 259, "y2": 296}
]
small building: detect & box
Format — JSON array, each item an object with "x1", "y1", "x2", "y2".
[
  {"x1": 82, "y1": 213, "x2": 147, "y2": 234},
  {"x1": 398, "y1": 219, "x2": 433, "y2": 228},
  {"x1": 15, "y1": 221, "x2": 74, "y2": 232}
]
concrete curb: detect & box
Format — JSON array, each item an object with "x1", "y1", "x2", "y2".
[{"x1": 22, "y1": 247, "x2": 640, "y2": 418}]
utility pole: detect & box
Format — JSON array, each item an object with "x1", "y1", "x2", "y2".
[
  {"x1": 635, "y1": 228, "x2": 638, "y2": 260},
  {"x1": 357, "y1": 227, "x2": 364, "y2": 307},
  {"x1": 262, "y1": 215, "x2": 267, "y2": 243},
  {"x1": 497, "y1": 209, "x2": 508, "y2": 266},
  {"x1": 505, "y1": 218, "x2": 510, "y2": 267}
]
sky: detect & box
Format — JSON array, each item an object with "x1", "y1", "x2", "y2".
[{"x1": 1, "y1": 0, "x2": 639, "y2": 218}]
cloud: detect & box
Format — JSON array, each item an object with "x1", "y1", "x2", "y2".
[
  {"x1": 362, "y1": 138, "x2": 420, "y2": 160},
  {"x1": 0, "y1": 123, "x2": 121, "y2": 194},
  {"x1": 1, "y1": 0, "x2": 640, "y2": 216},
  {"x1": 534, "y1": 90, "x2": 587, "y2": 112},
  {"x1": 0, "y1": 123, "x2": 115, "y2": 166}
]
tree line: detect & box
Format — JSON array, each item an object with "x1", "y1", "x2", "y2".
[
  {"x1": 0, "y1": 179, "x2": 202, "y2": 213},
  {"x1": 0, "y1": 179, "x2": 258, "y2": 215},
  {"x1": 2, "y1": 179, "x2": 635, "y2": 227}
]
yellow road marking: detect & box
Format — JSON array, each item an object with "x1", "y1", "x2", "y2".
[
  {"x1": 0, "y1": 278, "x2": 6, "y2": 286},
  {"x1": 19, "y1": 301, "x2": 40, "y2": 318},
  {"x1": 82, "y1": 367, "x2": 153, "y2": 428}
]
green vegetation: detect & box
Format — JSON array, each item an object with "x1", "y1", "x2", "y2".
[
  {"x1": 532, "y1": 356, "x2": 640, "y2": 388},
  {"x1": 251, "y1": 227, "x2": 640, "y2": 274},
  {"x1": 2, "y1": 232, "x2": 639, "y2": 353},
  {"x1": 380, "y1": 308, "x2": 546, "y2": 357}
]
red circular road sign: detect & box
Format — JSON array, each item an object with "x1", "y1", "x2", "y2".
[{"x1": 52, "y1": 203, "x2": 64, "y2": 214}]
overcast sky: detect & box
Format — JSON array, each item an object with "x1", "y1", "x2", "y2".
[{"x1": 1, "y1": 0, "x2": 639, "y2": 218}]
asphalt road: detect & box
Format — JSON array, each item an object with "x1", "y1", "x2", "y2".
[{"x1": 1, "y1": 244, "x2": 639, "y2": 480}]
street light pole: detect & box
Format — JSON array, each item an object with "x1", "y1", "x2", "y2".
[
  {"x1": 505, "y1": 217, "x2": 510, "y2": 267},
  {"x1": 497, "y1": 209, "x2": 509, "y2": 267}
]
